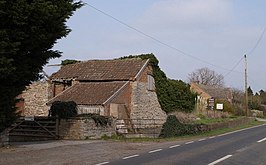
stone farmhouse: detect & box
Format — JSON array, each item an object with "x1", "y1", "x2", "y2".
[
  {"x1": 47, "y1": 58, "x2": 167, "y2": 123},
  {"x1": 190, "y1": 82, "x2": 233, "y2": 112}
]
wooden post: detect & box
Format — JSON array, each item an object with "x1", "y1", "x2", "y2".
[
  {"x1": 56, "y1": 115, "x2": 59, "y2": 139},
  {"x1": 244, "y1": 55, "x2": 249, "y2": 116}
]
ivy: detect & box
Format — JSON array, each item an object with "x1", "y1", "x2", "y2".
[
  {"x1": 61, "y1": 59, "x2": 80, "y2": 66},
  {"x1": 120, "y1": 54, "x2": 196, "y2": 113},
  {"x1": 50, "y1": 101, "x2": 77, "y2": 118},
  {"x1": 160, "y1": 115, "x2": 205, "y2": 138}
]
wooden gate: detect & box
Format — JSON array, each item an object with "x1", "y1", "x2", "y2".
[{"x1": 8, "y1": 116, "x2": 59, "y2": 141}]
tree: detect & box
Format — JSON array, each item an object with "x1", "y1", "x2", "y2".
[
  {"x1": 0, "y1": 0, "x2": 83, "y2": 131},
  {"x1": 188, "y1": 67, "x2": 224, "y2": 87},
  {"x1": 259, "y1": 90, "x2": 266, "y2": 105},
  {"x1": 247, "y1": 86, "x2": 253, "y2": 96},
  {"x1": 231, "y1": 88, "x2": 244, "y2": 105},
  {"x1": 247, "y1": 86, "x2": 263, "y2": 110}
]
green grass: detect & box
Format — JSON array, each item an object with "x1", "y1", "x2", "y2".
[
  {"x1": 193, "y1": 116, "x2": 243, "y2": 125},
  {"x1": 180, "y1": 120, "x2": 264, "y2": 139},
  {"x1": 100, "y1": 120, "x2": 265, "y2": 142}
]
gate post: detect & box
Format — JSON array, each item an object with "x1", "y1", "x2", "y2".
[{"x1": 56, "y1": 115, "x2": 59, "y2": 139}]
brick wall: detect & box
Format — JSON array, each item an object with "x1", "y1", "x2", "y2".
[{"x1": 109, "y1": 82, "x2": 132, "y2": 118}]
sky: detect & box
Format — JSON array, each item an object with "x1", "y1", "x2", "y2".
[{"x1": 44, "y1": 0, "x2": 266, "y2": 93}]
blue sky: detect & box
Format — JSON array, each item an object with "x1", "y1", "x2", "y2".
[{"x1": 45, "y1": 0, "x2": 266, "y2": 92}]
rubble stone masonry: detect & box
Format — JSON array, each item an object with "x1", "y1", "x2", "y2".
[
  {"x1": 130, "y1": 81, "x2": 167, "y2": 126},
  {"x1": 59, "y1": 118, "x2": 116, "y2": 139},
  {"x1": 21, "y1": 81, "x2": 49, "y2": 116}
]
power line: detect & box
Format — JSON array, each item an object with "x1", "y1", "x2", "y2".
[
  {"x1": 247, "y1": 26, "x2": 266, "y2": 56},
  {"x1": 87, "y1": 3, "x2": 266, "y2": 82},
  {"x1": 87, "y1": 3, "x2": 231, "y2": 71},
  {"x1": 223, "y1": 56, "x2": 244, "y2": 78}
]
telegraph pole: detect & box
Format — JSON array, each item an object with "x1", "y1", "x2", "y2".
[{"x1": 244, "y1": 55, "x2": 248, "y2": 116}]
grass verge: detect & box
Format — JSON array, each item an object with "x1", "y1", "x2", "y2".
[{"x1": 101, "y1": 120, "x2": 265, "y2": 142}]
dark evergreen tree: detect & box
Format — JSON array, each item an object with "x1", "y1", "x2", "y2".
[
  {"x1": 259, "y1": 90, "x2": 266, "y2": 105},
  {"x1": 0, "y1": 0, "x2": 83, "y2": 131},
  {"x1": 247, "y1": 86, "x2": 253, "y2": 96}
]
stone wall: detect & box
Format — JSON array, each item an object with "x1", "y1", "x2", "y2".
[
  {"x1": 205, "y1": 117, "x2": 254, "y2": 130},
  {"x1": 58, "y1": 117, "x2": 116, "y2": 140},
  {"x1": 130, "y1": 81, "x2": 167, "y2": 126},
  {"x1": 21, "y1": 81, "x2": 49, "y2": 116}
]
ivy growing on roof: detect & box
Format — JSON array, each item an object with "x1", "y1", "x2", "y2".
[
  {"x1": 120, "y1": 54, "x2": 196, "y2": 113},
  {"x1": 61, "y1": 59, "x2": 80, "y2": 66}
]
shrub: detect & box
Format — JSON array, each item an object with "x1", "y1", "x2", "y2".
[
  {"x1": 50, "y1": 101, "x2": 77, "y2": 118},
  {"x1": 160, "y1": 115, "x2": 205, "y2": 138},
  {"x1": 215, "y1": 99, "x2": 235, "y2": 114}
]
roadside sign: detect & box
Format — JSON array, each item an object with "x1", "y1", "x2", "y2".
[
  {"x1": 216, "y1": 103, "x2": 224, "y2": 110},
  {"x1": 208, "y1": 98, "x2": 215, "y2": 108}
]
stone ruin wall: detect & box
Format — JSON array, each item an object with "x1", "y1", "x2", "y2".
[
  {"x1": 130, "y1": 81, "x2": 167, "y2": 127},
  {"x1": 59, "y1": 118, "x2": 116, "y2": 139},
  {"x1": 21, "y1": 81, "x2": 49, "y2": 116}
]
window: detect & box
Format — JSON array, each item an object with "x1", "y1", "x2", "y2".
[{"x1": 147, "y1": 75, "x2": 155, "y2": 91}]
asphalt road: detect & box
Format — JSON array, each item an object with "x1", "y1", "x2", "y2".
[
  {"x1": 105, "y1": 124, "x2": 266, "y2": 165},
  {"x1": 1, "y1": 124, "x2": 265, "y2": 165}
]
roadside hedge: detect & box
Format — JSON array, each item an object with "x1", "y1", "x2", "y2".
[{"x1": 160, "y1": 115, "x2": 205, "y2": 138}]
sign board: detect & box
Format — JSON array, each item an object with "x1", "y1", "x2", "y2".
[
  {"x1": 216, "y1": 103, "x2": 224, "y2": 110},
  {"x1": 208, "y1": 98, "x2": 215, "y2": 108},
  {"x1": 24, "y1": 116, "x2": 34, "y2": 121}
]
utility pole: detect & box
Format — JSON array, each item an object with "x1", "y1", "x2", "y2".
[{"x1": 244, "y1": 55, "x2": 248, "y2": 116}]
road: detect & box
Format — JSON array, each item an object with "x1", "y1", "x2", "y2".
[
  {"x1": 105, "y1": 124, "x2": 266, "y2": 165},
  {"x1": 1, "y1": 124, "x2": 265, "y2": 165}
]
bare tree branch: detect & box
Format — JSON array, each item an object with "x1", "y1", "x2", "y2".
[{"x1": 188, "y1": 67, "x2": 224, "y2": 87}]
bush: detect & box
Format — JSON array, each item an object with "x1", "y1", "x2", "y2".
[
  {"x1": 233, "y1": 104, "x2": 245, "y2": 116},
  {"x1": 160, "y1": 115, "x2": 205, "y2": 138},
  {"x1": 215, "y1": 99, "x2": 235, "y2": 114},
  {"x1": 50, "y1": 101, "x2": 77, "y2": 118}
]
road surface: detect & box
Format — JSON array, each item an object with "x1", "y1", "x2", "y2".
[
  {"x1": 105, "y1": 124, "x2": 266, "y2": 165},
  {"x1": 1, "y1": 124, "x2": 265, "y2": 165}
]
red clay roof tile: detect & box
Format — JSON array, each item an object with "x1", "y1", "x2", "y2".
[
  {"x1": 50, "y1": 58, "x2": 148, "y2": 81},
  {"x1": 47, "y1": 82, "x2": 128, "y2": 105}
]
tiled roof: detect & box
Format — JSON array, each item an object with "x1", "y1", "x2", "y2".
[
  {"x1": 195, "y1": 83, "x2": 232, "y2": 99},
  {"x1": 50, "y1": 58, "x2": 148, "y2": 81},
  {"x1": 47, "y1": 82, "x2": 128, "y2": 105}
]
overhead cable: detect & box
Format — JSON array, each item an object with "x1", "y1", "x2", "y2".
[
  {"x1": 223, "y1": 56, "x2": 244, "y2": 78},
  {"x1": 247, "y1": 26, "x2": 266, "y2": 56},
  {"x1": 87, "y1": 3, "x2": 231, "y2": 71}
]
